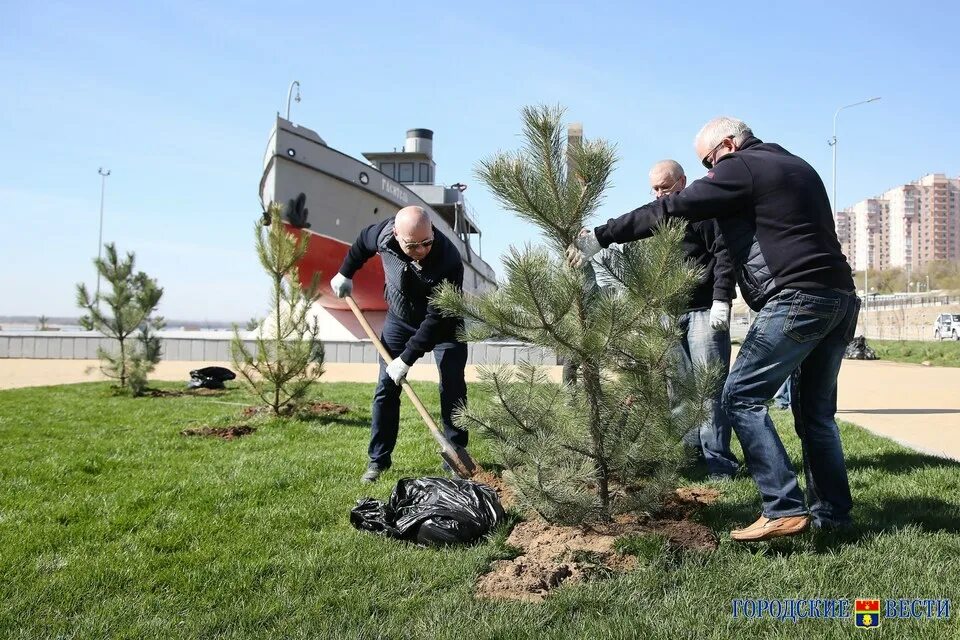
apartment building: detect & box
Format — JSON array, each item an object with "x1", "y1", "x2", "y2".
[{"x1": 838, "y1": 173, "x2": 960, "y2": 271}]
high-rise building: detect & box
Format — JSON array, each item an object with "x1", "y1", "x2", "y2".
[
  {"x1": 836, "y1": 207, "x2": 852, "y2": 261},
  {"x1": 840, "y1": 173, "x2": 960, "y2": 272},
  {"x1": 852, "y1": 198, "x2": 888, "y2": 271}
]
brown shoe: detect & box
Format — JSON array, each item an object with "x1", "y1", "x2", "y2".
[{"x1": 730, "y1": 515, "x2": 810, "y2": 542}]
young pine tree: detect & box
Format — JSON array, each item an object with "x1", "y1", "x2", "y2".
[
  {"x1": 434, "y1": 105, "x2": 716, "y2": 524},
  {"x1": 76, "y1": 243, "x2": 165, "y2": 396},
  {"x1": 231, "y1": 203, "x2": 324, "y2": 416}
]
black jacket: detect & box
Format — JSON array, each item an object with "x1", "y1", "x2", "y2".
[
  {"x1": 339, "y1": 218, "x2": 464, "y2": 365},
  {"x1": 594, "y1": 137, "x2": 855, "y2": 311},
  {"x1": 682, "y1": 220, "x2": 736, "y2": 312}
]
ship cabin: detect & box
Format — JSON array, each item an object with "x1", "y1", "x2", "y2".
[{"x1": 363, "y1": 129, "x2": 483, "y2": 261}]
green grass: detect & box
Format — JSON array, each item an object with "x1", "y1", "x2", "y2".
[
  {"x1": 2, "y1": 382, "x2": 959, "y2": 639},
  {"x1": 871, "y1": 339, "x2": 960, "y2": 367}
]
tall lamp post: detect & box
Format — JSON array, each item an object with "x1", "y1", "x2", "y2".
[
  {"x1": 286, "y1": 80, "x2": 301, "y2": 120},
  {"x1": 96, "y1": 167, "x2": 111, "y2": 303},
  {"x1": 828, "y1": 97, "x2": 881, "y2": 294}
]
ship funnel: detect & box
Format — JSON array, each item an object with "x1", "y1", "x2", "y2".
[{"x1": 405, "y1": 128, "x2": 433, "y2": 158}]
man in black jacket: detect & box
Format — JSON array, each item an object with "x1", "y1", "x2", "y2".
[
  {"x1": 568, "y1": 117, "x2": 859, "y2": 542},
  {"x1": 648, "y1": 160, "x2": 740, "y2": 479},
  {"x1": 331, "y1": 206, "x2": 468, "y2": 483}
]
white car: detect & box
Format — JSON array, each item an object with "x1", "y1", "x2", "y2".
[{"x1": 933, "y1": 314, "x2": 960, "y2": 341}]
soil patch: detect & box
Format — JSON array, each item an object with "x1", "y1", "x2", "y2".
[
  {"x1": 471, "y1": 471, "x2": 516, "y2": 509},
  {"x1": 180, "y1": 425, "x2": 256, "y2": 440},
  {"x1": 476, "y1": 486, "x2": 719, "y2": 602},
  {"x1": 241, "y1": 401, "x2": 350, "y2": 418}
]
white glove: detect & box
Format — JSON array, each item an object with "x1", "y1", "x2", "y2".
[
  {"x1": 709, "y1": 300, "x2": 730, "y2": 330},
  {"x1": 565, "y1": 229, "x2": 602, "y2": 268},
  {"x1": 330, "y1": 273, "x2": 353, "y2": 298},
  {"x1": 386, "y1": 358, "x2": 410, "y2": 385}
]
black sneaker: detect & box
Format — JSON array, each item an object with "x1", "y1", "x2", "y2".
[{"x1": 361, "y1": 463, "x2": 385, "y2": 483}]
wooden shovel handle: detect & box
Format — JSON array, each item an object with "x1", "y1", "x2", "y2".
[{"x1": 343, "y1": 295, "x2": 456, "y2": 453}]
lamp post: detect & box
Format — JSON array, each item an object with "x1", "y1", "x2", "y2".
[
  {"x1": 286, "y1": 81, "x2": 301, "y2": 120},
  {"x1": 96, "y1": 167, "x2": 111, "y2": 303},
  {"x1": 828, "y1": 97, "x2": 881, "y2": 294},
  {"x1": 829, "y1": 97, "x2": 880, "y2": 337}
]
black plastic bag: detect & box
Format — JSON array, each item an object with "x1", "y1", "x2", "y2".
[
  {"x1": 187, "y1": 366, "x2": 237, "y2": 389},
  {"x1": 350, "y1": 477, "x2": 505, "y2": 546},
  {"x1": 844, "y1": 336, "x2": 878, "y2": 360}
]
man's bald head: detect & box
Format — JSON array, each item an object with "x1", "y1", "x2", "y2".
[
  {"x1": 395, "y1": 206, "x2": 432, "y2": 236},
  {"x1": 393, "y1": 206, "x2": 435, "y2": 260},
  {"x1": 649, "y1": 160, "x2": 686, "y2": 198}
]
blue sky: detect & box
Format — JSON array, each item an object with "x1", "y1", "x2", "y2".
[{"x1": 2, "y1": 1, "x2": 958, "y2": 321}]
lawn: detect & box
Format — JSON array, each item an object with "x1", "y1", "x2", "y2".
[
  {"x1": 1, "y1": 381, "x2": 959, "y2": 639},
  {"x1": 871, "y1": 339, "x2": 960, "y2": 367}
]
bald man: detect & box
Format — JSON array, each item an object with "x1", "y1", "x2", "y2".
[
  {"x1": 648, "y1": 160, "x2": 740, "y2": 480},
  {"x1": 331, "y1": 207, "x2": 469, "y2": 483}
]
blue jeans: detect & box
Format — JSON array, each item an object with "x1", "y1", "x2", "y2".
[
  {"x1": 369, "y1": 314, "x2": 468, "y2": 469},
  {"x1": 676, "y1": 308, "x2": 741, "y2": 477},
  {"x1": 723, "y1": 288, "x2": 860, "y2": 526},
  {"x1": 774, "y1": 375, "x2": 792, "y2": 409}
]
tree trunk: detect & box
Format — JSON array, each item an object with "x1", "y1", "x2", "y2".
[
  {"x1": 119, "y1": 337, "x2": 126, "y2": 388},
  {"x1": 272, "y1": 271, "x2": 283, "y2": 415},
  {"x1": 581, "y1": 361, "x2": 610, "y2": 517}
]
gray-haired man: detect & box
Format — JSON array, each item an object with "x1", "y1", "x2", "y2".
[{"x1": 569, "y1": 117, "x2": 858, "y2": 542}]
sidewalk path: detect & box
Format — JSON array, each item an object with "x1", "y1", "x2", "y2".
[
  {"x1": 834, "y1": 358, "x2": 960, "y2": 460},
  {"x1": 0, "y1": 357, "x2": 956, "y2": 459}
]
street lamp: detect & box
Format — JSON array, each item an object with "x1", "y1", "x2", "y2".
[
  {"x1": 829, "y1": 97, "x2": 880, "y2": 337},
  {"x1": 96, "y1": 167, "x2": 111, "y2": 303},
  {"x1": 286, "y1": 80, "x2": 301, "y2": 120},
  {"x1": 828, "y1": 97, "x2": 881, "y2": 295}
]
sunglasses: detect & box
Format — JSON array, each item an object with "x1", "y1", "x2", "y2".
[
  {"x1": 401, "y1": 237, "x2": 434, "y2": 250},
  {"x1": 701, "y1": 136, "x2": 734, "y2": 170}
]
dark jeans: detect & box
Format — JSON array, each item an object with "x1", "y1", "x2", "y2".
[
  {"x1": 723, "y1": 288, "x2": 860, "y2": 526},
  {"x1": 369, "y1": 314, "x2": 468, "y2": 469},
  {"x1": 676, "y1": 308, "x2": 741, "y2": 477},
  {"x1": 774, "y1": 374, "x2": 793, "y2": 409}
]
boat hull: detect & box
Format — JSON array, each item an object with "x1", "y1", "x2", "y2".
[{"x1": 261, "y1": 117, "x2": 496, "y2": 315}]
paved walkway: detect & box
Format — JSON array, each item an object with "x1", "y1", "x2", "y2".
[{"x1": 0, "y1": 357, "x2": 957, "y2": 460}]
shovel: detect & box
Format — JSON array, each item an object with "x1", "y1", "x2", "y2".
[{"x1": 343, "y1": 295, "x2": 481, "y2": 479}]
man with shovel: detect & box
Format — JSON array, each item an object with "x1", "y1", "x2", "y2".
[{"x1": 330, "y1": 206, "x2": 469, "y2": 483}]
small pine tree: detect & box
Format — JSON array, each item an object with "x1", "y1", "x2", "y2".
[
  {"x1": 37, "y1": 315, "x2": 49, "y2": 331},
  {"x1": 434, "y1": 105, "x2": 716, "y2": 524},
  {"x1": 231, "y1": 203, "x2": 324, "y2": 416},
  {"x1": 76, "y1": 243, "x2": 165, "y2": 396}
]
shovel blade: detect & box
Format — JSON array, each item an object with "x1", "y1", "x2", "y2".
[{"x1": 441, "y1": 445, "x2": 481, "y2": 479}]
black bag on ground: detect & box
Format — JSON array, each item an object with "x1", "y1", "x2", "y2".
[
  {"x1": 187, "y1": 366, "x2": 236, "y2": 389},
  {"x1": 350, "y1": 477, "x2": 505, "y2": 546},
  {"x1": 844, "y1": 336, "x2": 878, "y2": 360}
]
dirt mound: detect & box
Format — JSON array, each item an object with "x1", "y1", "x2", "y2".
[
  {"x1": 470, "y1": 471, "x2": 516, "y2": 508},
  {"x1": 658, "y1": 487, "x2": 720, "y2": 520},
  {"x1": 475, "y1": 486, "x2": 718, "y2": 602},
  {"x1": 241, "y1": 401, "x2": 350, "y2": 418},
  {"x1": 180, "y1": 425, "x2": 256, "y2": 440}
]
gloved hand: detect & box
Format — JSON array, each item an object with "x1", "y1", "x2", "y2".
[
  {"x1": 386, "y1": 358, "x2": 410, "y2": 385},
  {"x1": 330, "y1": 273, "x2": 353, "y2": 298},
  {"x1": 710, "y1": 300, "x2": 731, "y2": 330},
  {"x1": 565, "y1": 228, "x2": 602, "y2": 268}
]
